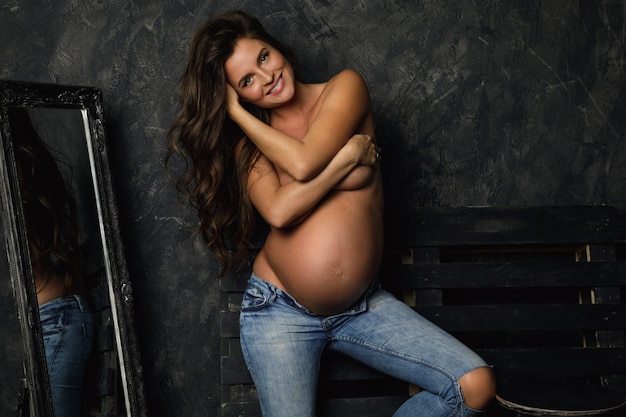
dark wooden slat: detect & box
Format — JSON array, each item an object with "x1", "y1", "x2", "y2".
[
  {"x1": 417, "y1": 304, "x2": 626, "y2": 332},
  {"x1": 385, "y1": 206, "x2": 626, "y2": 246},
  {"x1": 479, "y1": 347, "x2": 626, "y2": 375},
  {"x1": 220, "y1": 311, "x2": 240, "y2": 338},
  {"x1": 220, "y1": 304, "x2": 626, "y2": 336},
  {"x1": 219, "y1": 269, "x2": 250, "y2": 293},
  {"x1": 219, "y1": 396, "x2": 409, "y2": 417},
  {"x1": 317, "y1": 396, "x2": 407, "y2": 417},
  {"x1": 221, "y1": 303, "x2": 626, "y2": 346},
  {"x1": 385, "y1": 261, "x2": 626, "y2": 289},
  {"x1": 219, "y1": 401, "x2": 261, "y2": 417},
  {"x1": 220, "y1": 356, "x2": 251, "y2": 385},
  {"x1": 221, "y1": 344, "x2": 626, "y2": 385}
]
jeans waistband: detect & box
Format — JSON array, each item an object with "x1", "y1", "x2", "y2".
[
  {"x1": 248, "y1": 273, "x2": 314, "y2": 313},
  {"x1": 39, "y1": 294, "x2": 90, "y2": 313},
  {"x1": 248, "y1": 273, "x2": 381, "y2": 317}
]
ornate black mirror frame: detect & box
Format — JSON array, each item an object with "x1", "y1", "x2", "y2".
[{"x1": 0, "y1": 80, "x2": 146, "y2": 417}]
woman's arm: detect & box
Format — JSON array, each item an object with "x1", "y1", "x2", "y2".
[
  {"x1": 227, "y1": 69, "x2": 371, "y2": 181},
  {"x1": 247, "y1": 134, "x2": 377, "y2": 228}
]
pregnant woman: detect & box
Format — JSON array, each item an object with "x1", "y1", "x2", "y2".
[{"x1": 167, "y1": 10, "x2": 495, "y2": 417}]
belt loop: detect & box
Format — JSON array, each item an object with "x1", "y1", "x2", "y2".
[
  {"x1": 268, "y1": 282, "x2": 278, "y2": 302},
  {"x1": 73, "y1": 294, "x2": 88, "y2": 312}
]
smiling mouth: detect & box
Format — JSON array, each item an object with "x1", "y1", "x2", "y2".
[{"x1": 267, "y1": 73, "x2": 283, "y2": 95}]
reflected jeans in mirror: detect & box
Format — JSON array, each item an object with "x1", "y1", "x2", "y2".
[{"x1": 40, "y1": 295, "x2": 94, "y2": 417}]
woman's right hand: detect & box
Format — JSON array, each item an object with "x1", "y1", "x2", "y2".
[{"x1": 225, "y1": 83, "x2": 243, "y2": 121}]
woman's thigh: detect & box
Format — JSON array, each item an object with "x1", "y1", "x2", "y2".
[
  {"x1": 239, "y1": 277, "x2": 327, "y2": 417},
  {"x1": 327, "y1": 289, "x2": 487, "y2": 396}
]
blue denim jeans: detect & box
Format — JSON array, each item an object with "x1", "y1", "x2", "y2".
[
  {"x1": 40, "y1": 295, "x2": 94, "y2": 417},
  {"x1": 240, "y1": 275, "x2": 488, "y2": 417}
]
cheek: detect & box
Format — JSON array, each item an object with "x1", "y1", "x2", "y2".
[{"x1": 243, "y1": 86, "x2": 265, "y2": 102}]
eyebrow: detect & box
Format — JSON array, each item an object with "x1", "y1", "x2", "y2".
[{"x1": 237, "y1": 47, "x2": 268, "y2": 88}]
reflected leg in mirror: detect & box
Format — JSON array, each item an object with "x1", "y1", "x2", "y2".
[{"x1": 39, "y1": 296, "x2": 94, "y2": 417}]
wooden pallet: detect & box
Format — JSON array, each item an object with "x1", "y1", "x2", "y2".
[{"x1": 383, "y1": 206, "x2": 626, "y2": 416}]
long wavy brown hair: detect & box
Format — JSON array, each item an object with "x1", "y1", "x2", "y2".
[
  {"x1": 11, "y1": 109, "x2": 82, "y2": 296},
  {"x1": 166, "y1": 10, "x2": 299, "y2": 276}
]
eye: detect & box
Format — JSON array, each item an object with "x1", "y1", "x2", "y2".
[
  {"x1": 260, "y1": 52, "x2": 268, "y2": 64},
  {"x1": 242, "y1": 76, "x2": 253, "y2": 87}
]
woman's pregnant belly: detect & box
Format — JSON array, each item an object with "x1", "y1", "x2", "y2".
[{"x1": 255, "y1": 187, "x2": 384, "y2": 315}]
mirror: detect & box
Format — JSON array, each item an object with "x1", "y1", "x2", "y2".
[{"x1": 0, "y1": 80, "x2": 146, "y2": 417}]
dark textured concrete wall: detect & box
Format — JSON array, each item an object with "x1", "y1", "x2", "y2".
[{"x1": 1, "y1": 1, "x2": 625, "y2": 415}]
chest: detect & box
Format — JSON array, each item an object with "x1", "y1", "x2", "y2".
[{"x1": 270, "y1": 106, "x2": 325, "y2": 184}]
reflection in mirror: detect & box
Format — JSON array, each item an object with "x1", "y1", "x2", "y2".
[
  {"x1": 0, "y1": 81, "x2": 146, "y2": 417},
  {"x1": 11, "y1": 107, "x2": 97, "y2": 417}
]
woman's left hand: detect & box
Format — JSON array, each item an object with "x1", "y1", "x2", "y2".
[{"x1": 345, "y1": 134, "x2": 378, "y2": 167}]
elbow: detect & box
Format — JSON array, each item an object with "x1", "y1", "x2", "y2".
[
  {"x1": 290, "y1": 159, "x2": 321, "y2": 182},
  {"x1": 264, "y1": 204, "x2": 308, "y2": 229},
  {"x1": 264, "y1": 206, "x2": 296, "y2": 229}
]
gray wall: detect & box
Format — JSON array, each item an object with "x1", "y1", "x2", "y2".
[{"x1": 2, "y1": 1, "x2": 625, "y2": 415}]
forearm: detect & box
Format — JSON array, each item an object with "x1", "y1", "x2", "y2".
[
  {"x1": 231, "y1": 106, "x2": 337, "y2": 180},
  {"x1": 228, "y1": 70, "x2": 370, "y2": 180},
  {"x1": 258, "y1": 143, "x2": 360, "y2": 228}
]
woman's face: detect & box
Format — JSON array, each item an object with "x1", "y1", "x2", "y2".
[{"x1": 224, "y1": 37, "x2": 295, "y2": 109}]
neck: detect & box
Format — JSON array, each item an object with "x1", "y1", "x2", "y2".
[{"x1": 270, "y1": 81, "x2": 317, "y2": 123}]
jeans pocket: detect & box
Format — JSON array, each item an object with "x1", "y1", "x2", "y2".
[
  {"x1": 41, "y1": 309, "x2": 67, "y2": 339},
  {"x1": 241, "y1": 286, "x2": 270, "y2": 311}
]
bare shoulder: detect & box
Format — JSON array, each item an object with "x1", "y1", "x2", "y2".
[
  {"x1": 327, "y1": 69, "x2": 368, "y2": 91},
  {"x1": 318, "y1": 69, "x2": 370, "y2": 106}
]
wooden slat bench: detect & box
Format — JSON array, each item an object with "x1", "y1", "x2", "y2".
[
  {"x1": 384, "y1": 206, "x2": 626, "y2": 416},
  {"x1": 220, "y1": 206, "x2": 626, "y2": 416}
]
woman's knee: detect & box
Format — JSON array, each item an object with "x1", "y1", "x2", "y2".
[{"x1": 458, "y1": 366, "x2": 496, "y2": 410}]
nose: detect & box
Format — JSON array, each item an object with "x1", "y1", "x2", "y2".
[{"x1": 260, "y1": 68, "x2": 274, "y2": 85}]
